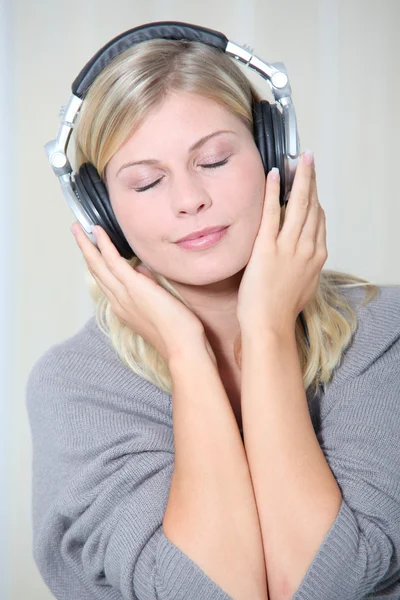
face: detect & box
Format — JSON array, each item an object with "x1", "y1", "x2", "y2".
[{"x1": 105, "y1": 91, "x2": 266, "y2": 289}]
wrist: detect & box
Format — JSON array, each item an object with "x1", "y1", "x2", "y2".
[
  {"x1": 241, "y1": 324, "x2": 296, "y2": 346},
  {"x1": 167, "y1": 329, "x2": 215, "y2": 370}
]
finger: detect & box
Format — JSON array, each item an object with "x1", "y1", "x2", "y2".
[
  {"x1": 90, "y1": 268, "x2": 130, "y2": 325},
  {"x1": 316, "y1": 207, "x2": 328, "y2": 260},
  {"x1": 89, "y1": 268, "x2": 120, "y2": 306},
  {"x1": 298, "y1": 168, "x2": 320, "y2": 250},
  {"x1": 279, "y1": 152, "x2": 314, "y2": 248},
  {"x1": 259, "y1": 168, "x2": 282, "y2": 242},
  {"x1": 72, "y1": 223, "x2": 128, "y2": 299}
]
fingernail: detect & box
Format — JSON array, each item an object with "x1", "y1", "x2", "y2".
[
  {"x1": 269, "y1": 167, "x2": 280, "y2": 181},
  {"x1": 303, "y1": 149, "x2": 314, "y2": 166},
  {"x1": 70, "y1": 223, "x2": 78, "y2": 236}
]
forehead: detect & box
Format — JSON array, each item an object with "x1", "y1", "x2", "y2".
[{"x1": 135, "y1": 91, "x2": 239, "y2": 134}]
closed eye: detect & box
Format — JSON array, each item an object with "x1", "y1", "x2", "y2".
[
  {"x1": 135, "y1": 158, "x2": 229, "y2": 193},
  {"x1": 202, "y1": 158, "x2": 229, "y2": 169}
]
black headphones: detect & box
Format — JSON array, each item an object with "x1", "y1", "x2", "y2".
[{"x1": 45, "y1": 20, "x2": 310, "y2": 346}]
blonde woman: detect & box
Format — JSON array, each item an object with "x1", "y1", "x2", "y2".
[{"x1": 26, "y1": 23, "x2": 400, "y2": 600}]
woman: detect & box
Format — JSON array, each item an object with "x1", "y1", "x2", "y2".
[{"x1": 26, "y1": 34, "x2": 400, "y2": 600}]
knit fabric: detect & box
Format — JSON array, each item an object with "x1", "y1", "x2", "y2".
[{"x1": 26, "y1": 284, "x2": 400, "y2": 599}]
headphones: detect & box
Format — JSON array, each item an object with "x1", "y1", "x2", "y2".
[{"x1": 44, "y1": 20, "x2": 310, "y2": 347}]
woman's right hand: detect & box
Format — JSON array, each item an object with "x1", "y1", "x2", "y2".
[{"x1": 71, "y1": 223, "x2": 207, "y2": 365}]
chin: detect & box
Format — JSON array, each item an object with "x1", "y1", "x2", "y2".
[{"x1": 162, "y1": 257, "x2": 247, "y2": 287}]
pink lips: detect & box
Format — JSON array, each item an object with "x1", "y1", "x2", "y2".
[
  {"x1": 175, "y1": 226, "x2": 229, "y2": 250},
  {"x1": 176, "y1": 225, "x2": 228, "y2": 242}
]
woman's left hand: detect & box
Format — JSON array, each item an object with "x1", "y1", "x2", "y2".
[{"x1": 237, "y1": 151, "x2": 328, "y2": 335}]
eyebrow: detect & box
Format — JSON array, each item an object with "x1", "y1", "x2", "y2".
[{"x1": 115, "y1": 129, "x2": 236, "y2": 177}]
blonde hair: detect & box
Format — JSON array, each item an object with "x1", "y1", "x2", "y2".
[{"x1": 73, "y1": 39, "x2": 379, "y2": 396}]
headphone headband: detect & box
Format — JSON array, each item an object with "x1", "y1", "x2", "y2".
[{"x1": 72, "y1": 22, "x2": 228, "y2": 98}]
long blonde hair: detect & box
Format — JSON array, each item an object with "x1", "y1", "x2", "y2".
[{"x1": 73, "y1": 39, "x2": 379, "y2": 396}]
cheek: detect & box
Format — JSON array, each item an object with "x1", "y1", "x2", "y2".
[
  {"x1": 108, "y1": 189, "x2": 160, "y2": 250},
  {"x1": 121, "y1": 212, "x2": 159, "y2": 249},
  {"x1": 228, "y1": 156, "x2": 265, "y2": 219}
]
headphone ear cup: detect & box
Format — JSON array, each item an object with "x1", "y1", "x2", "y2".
[
  {"x1": 269, "y1": 103, "x2": 286, "y2": 207},
  {"x1": 253, "y1": 100, "x2": 286, "y2": 207},
  {"x1": 73, "y1": 167, "x2": 103, "y2": 226},
  {"x1": 253, "y1": 100, "x2": 273, "y2": 175},
  {"x1": 74, "y1": 163, "x2": 135, "y2": 259}
]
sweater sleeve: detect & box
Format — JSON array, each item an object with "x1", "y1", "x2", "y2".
[
  {"x1": 294, "y1": 335, "x2": 400, "y2": 599},
  {"x1": 26, "y1": 346, "x2": 233, "y2": 600}
]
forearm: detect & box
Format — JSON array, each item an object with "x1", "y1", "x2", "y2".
[
  {"x1": 241, "y1": 328, "x2": 342, "y2": 600},
  {"x1": 164, "y1": 340, "x2": 269, "y2": 600}
]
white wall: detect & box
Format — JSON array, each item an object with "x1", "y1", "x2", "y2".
[
  {"x1": 1, "y1": 0, "x2": 13, "y2": 598},
  {"x1": 7, "y1": 0, "x2": 400, "y2": 598}
]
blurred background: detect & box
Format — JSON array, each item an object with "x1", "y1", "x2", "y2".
[{"x1": 1, "y1": 0, "x2": 399, "y2": 598}]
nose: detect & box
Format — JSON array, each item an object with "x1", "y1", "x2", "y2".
[{"x1": 171, "y1": 169, "x2": 212, "y2": 216}]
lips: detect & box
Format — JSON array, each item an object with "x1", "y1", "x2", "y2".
[
  {"x1": 175, "y1": 226, "x2": 229, "y2": 251},
  {"x1": 176, "y1": 225, "x2": 228, "y2": 243}
]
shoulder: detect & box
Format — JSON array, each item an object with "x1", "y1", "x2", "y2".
[
  {"x1": 307, "y1": 284, "x2": 400, "y2": 428},
  {"x1": 26, "y1": 315, "x2": 174, "y2": 525},
  {"x1": 25, "y1": 315, "x2": 172, "y2": 433},
  {"x1": 330, "y1": 284, "x2": 400, "y2": 387},
  {"x1": 311, "y1": 285, "x2": 400, "y2": 504},
  {"x1": 27, "y1": 315, "x2": 121, "y2": 387}
]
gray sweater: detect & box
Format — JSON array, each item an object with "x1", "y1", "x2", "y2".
[{"x1": 26, "y1": 285, "x2": 400, "y2": 600}]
